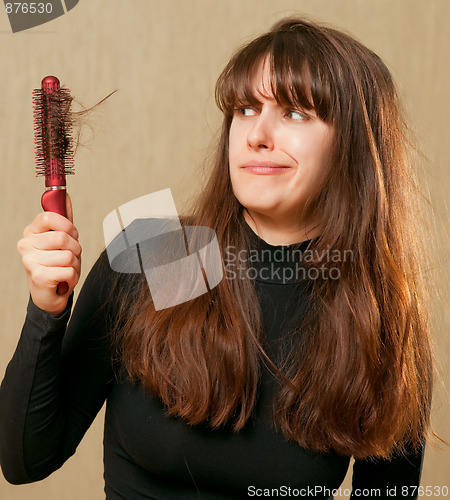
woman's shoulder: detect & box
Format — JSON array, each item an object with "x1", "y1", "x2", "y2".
[
  {"x1": 96, "y1": 216, "x2": 191, "y2": 301},
  {"x1": 103, "y1": 217, "x2": 191, "y2": 274}
]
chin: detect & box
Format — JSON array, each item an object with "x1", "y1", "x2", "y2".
[
  {"x1": 240, "y1": 201, "x2": 283, "y2": 218},
  {"x1": 234, "y1": 189, "x2": 284, "y2": 210}
]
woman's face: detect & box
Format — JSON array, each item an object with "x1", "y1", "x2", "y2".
[{"x1": 228, "y1": 60, "x2": 334, "y2": 231}]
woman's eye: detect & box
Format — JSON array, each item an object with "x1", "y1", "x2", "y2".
[
  {"x1": 287, "y1": 110, "x2": 308, "y2": 121},
  {"x1": 236, "y1": 107, "x2": 257, "y2": 117}
]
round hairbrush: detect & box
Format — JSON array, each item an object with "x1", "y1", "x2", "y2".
[{"x1": 33, "y1": 76, "x2": 75, "y2": 295}]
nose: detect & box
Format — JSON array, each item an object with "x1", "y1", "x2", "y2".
[{"x1": 246, "y1": 111, "x2": 275, "y2": 151}]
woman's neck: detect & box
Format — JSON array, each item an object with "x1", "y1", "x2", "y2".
[{"x1": 243, "y1": 210, "x2": 321, "y2": 246}]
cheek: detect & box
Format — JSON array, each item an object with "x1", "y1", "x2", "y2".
[
  {"x1": 293, "y1": 129, "x2": 334, "y2": 172},
  {"x1": 288, "y1": 132, "x2": 321, "y2": 163},
  {"x1": 228, "y1": 127, "x2": 238, "y2": 164},
  {"x1": 301, "y1": 143, "x2": 334, "y2": 197},
  {"x1": 228, "y1": 127, "x2": 242, "y2": 192},
  {"x1": 228, "y1": 120, "x2": 248, "y2": 161}
]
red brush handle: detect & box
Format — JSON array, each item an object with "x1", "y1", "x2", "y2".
[
  {"x1": 41, "y1": 189, "x2": 67, "y2": 217},
  {"x1": 41, "y1": 189, "x2": 69, "y2": 295}
]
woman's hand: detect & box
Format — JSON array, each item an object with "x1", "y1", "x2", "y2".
[{"x1": 17, "y1": 193, "x2": 82, "y2": 317}]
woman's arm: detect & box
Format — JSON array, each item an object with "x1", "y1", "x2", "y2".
[
  {"x1": 351, "y1": 442, "x2": 425, "y2": 499},
  {"x1": 0, "y1": 252, "x2": 116, "y2": 484}
]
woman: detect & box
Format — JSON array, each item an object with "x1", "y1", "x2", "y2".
[{"x1": 0, "y1": 17, "x2": 434, "y2": 499}]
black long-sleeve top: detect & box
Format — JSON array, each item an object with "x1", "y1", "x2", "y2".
[{"x1": 0, "y1": 222, "x2": 424, "y2": 499}]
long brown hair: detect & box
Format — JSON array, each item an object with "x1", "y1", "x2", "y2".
[{"x1": 107, "y1": 17, "x2": 434, "y2": 459}]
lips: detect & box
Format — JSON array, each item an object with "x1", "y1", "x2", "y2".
[{"x1": 240, "y1": 161, "x2": 291, "y2": 175}]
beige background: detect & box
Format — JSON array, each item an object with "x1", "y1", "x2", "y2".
[{"x1": 0, "y1": 0, "x2": 448, "y2": 498}]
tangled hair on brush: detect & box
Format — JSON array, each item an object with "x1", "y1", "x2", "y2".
[
  {"x1": 34, "y1": 81, "x2": 116, "y2": 172},
  {"x1": 106, "y1": 17, "x2": 439, "y2": 460},
  {"x1": 69, "y1": 89, "x2": 117, "y2": 153}
]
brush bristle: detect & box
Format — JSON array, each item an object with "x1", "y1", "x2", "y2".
[{"x1": 33, "y1": 87, "x2": 75, "y2": 177}]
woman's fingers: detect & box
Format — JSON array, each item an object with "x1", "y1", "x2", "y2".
[
  {"x1": 24, "y1": 211, "x2": 78, "y2": 240},
  {"x1": 19, "y1": 231, "x2": 82, "y2": 257},
  {"x1": 17, "y1": 201, "x2": 82, "y2": 317},
  {"x1": 28, "y1": 263, "x2": 80, "y2": 291},
  {"x1": 22, "y1": 248, "x2": 81, "y2": 274}
]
